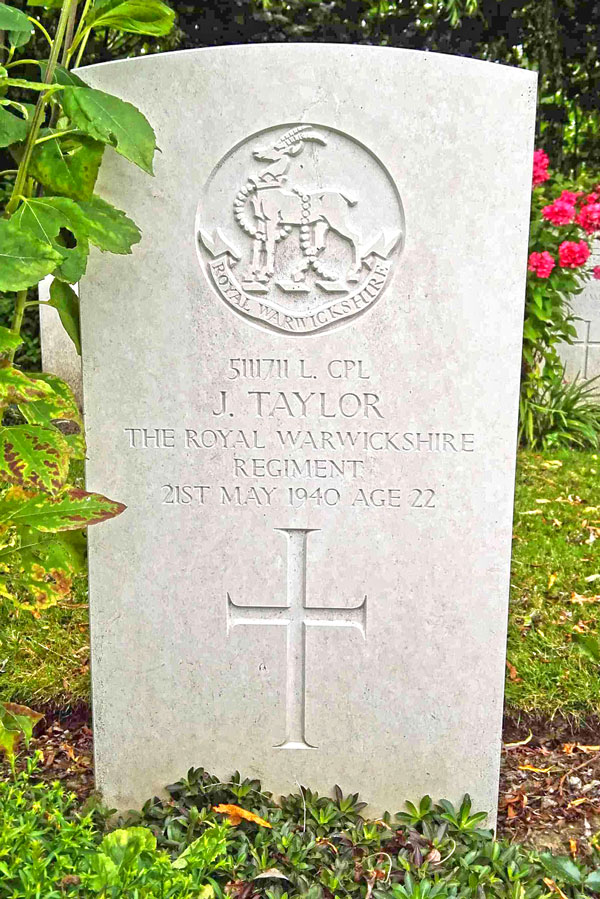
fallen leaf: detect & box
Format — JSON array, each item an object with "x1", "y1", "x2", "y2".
[
  {"x1": 570, "y1": 839, "x2": 578, "y2": 858},
  {"x1": 544, "y1": 878, "x2": 570, "y2": 899},
  {"x1": 542, "y1": 460, "x2": 563, "y2": 469},
  {"x1": 548, "y1": 573, "x2": 558, "y2": 590},
  {"x1": 518, "y1": 765, "x2": 554, "y2": 773},
  {"x1": 585, "y1": 574, "x2": 600, "y2": 583},
  {"x1": 570, "y1": 593, "x2": 600, "y2": 605},
  {"x1": 213, "y1": 804, "x2": 272, "y2": 828},
  {"x1": 504, "y1": 730, "x2": 532, "y2": 749},
  {"x1": 521, "y1": 509, "x2": 543, "y2": 515},
  {"x1": 506, "y1": 661, "x2": 522, "y2": 683}
]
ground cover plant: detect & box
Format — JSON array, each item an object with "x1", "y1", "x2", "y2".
[{"x1": 5, "y1": 750, "x2": 600, "y2": 898}]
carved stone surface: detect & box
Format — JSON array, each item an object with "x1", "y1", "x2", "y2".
[
  {"x1": 73, "y1": 45, "x2": 536, "y2": 817},
  {"x1": 558, "y1": 241, "x2": 600, "y2": 384}
]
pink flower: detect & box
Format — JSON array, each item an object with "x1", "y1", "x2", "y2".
[
  {"x1": 576, "y1": 203, "x2": 600, "y2": 233},
  {"x1": 558, "y1": 240, "x2": 591, "y2": 268},
  {"x1": 559, "y1": 190, "x2": 581, "y2": 204},
  {"x1": 593, "y1": 266, "x2": 600, "y2": 281},
  {"x1": 542, "y1": 198, "x2": 576, "y2": 225},
  {"x1": 532, "y1": 149, "x2": 550, "y2": 187},
  {"x1": 528, "y1": 251, "x2": 556, "y2": 278}
]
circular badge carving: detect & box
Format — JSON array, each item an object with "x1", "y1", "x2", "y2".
[{"x1": 196, "y1": 123, "x2": 404, "y2": 335}]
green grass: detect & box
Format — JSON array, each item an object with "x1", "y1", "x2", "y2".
[
  {"x1": 506, "y1": 449, "x2": 600, "y2": 721},
  {"x1": 1, "y1": 450, "x2": 600, "y2": 721},
  {"x1": 0, "y1": 577, "x2": 90, "y2": 708}
]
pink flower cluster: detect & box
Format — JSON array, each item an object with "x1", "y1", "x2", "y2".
[
  {"x1": 528, "y1": 241, "x2": 591, "y2": 278},
  {"x1": 532, "y1": 149, "x2": 550, "y2": 187},
  {"x1": 528, "y1": 251, "x2": 555, "y2": 278},
  {"x1": 542, "y1": 196, "x2": 576, "y2": 226},
  {"x1": 558, "y1": 240, "x2": 590, "y2": 269}
]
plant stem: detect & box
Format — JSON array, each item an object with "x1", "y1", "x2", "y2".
[
  {"x1": 67, "y1": 0, "x2": 91, "y2": 66},
  {"x1": 9, "y1": 290, "x2": 27, "y2": 363},
  {"x1": 61, "y1": 0, "x2": 78, "y2": 66},
  {"x1": 4, "y1": 0, "x2": 76, "y2": 219}
]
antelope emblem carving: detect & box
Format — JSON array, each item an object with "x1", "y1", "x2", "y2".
[{"x1": 233, "y1": 126, "x2": 364, "y2": 286}]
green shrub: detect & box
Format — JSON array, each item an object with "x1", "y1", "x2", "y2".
[
  {"x1": 519, "y1": 371, "x2": 600, "y2": 449},
  {"x1": 0, "y1": 752, "x2": 97, "y2": 896},
  {"x1": 3, "y1": 757, "x2": 600, "y2": 898}
]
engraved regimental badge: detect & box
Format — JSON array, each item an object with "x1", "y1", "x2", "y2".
[{"x1": 196, "y1": 124, "x2": 404, "y2": 335}]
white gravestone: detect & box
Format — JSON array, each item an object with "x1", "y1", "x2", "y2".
[
  {"x1": 559, "y1": 241, "x2": 600, "y2": 383},
  {"x1": 70, "y1": 46, "x2": 536, "y2": 815}
]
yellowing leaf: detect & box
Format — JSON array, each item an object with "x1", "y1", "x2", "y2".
[{"x1": 547, "y1": 573, "x2": 557, "y2": 590}]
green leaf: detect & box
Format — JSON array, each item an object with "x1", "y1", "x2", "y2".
[
  {"x1": 38, "y1": 61, "x2": 88, "y2": 86},
  {"x1": 0, "y1": 218, "x2": 63, "y2": 291},
  {"x1": 0, "y1": 6, "x2": 34, "y2": 47},
  {"x1": 48, "y1": 280, "x2": 81, "y2": 356},
  {"x1": 99, "y1": 828, "x2": 156, "y2": 867},
  {"x1": 0, "y1": 327, "x2": 22, "y2": 356},
  {"x1": 585, "y1": 871, "x2": 600, "y2": 892},
  {"x1": 0, "y1": 702, "x2": 42, "y2": 761},
  {"x1": 27, "y1": 0, "x2": 63, "y2": 7},
  {"x1": 87, "y1": 0, "x2": 175, "y2": 36},
  {"x1": 0, "y1": 424, "x2": 70, "y2": 494},
  {"x1": 4, "y1": 527, "x2": 86, "y2": 611},
  {"x1": 12, "y1": 195, "x2": 140, "y2": 284},
  {"x1": 0, "y1": 365, "x2": 56, "y2": 409},
  {"x1": 62, "y1": 86, "x2": 156, "y2": 174},
  {"x1": 0, "y1": 486, "x2": 126, "y2": 531},
  {"x1": 540, "y1": 854, "x2": 582, "y2": 885},
  {"x1": 77, "y1": 195, "x2": 141, "y2": 252},
  {"x1": 0, "y1": 104, "x2": 34, "y2": 149},
  {"x1": 572, "y1": 633, "x2": 600, "y2": 663},
  {"x1": 30, "y1": 131, "x2": 104, "y2": 200},
  {"x1": 18, "y1": 372, "x2": 84, "y2": 459}
]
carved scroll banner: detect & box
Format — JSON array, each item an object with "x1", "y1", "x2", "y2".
[{"x1": 66, "y1": 46, "x2": 536, "y2": 817}]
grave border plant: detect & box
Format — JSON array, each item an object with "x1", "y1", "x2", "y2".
[{"x1": 520, "y1": 149, "x2": 600, "y2": 449}]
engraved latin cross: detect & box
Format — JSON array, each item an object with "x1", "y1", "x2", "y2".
[{"x1": 227, "y1": 528, "x2": 367, "y2": 750}]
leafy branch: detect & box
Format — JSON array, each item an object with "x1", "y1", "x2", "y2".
[{"x1": 0, "y1": 0, "x2": 174, "y2": 615}]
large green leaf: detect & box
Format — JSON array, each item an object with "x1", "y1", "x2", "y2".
[
  {"x1": 48, "y1": 280, "x2": 81, "y2": 355},
  {"x1": 0, "y1": 703, "x2": 43, "y2": 761},
  {"x1": 0, "y1": 424, "x2": 70, "y2": 494},
  {"x1": 0, "y1": 104, "x2": 34, "y2": 149},
  {"x1": 19, "y1": 372, "x2": 85, "y2": 460},
  {"x1": 29, "y1": 131, "x2": 104, "y2": 200},
  {"x1": 0, "y1": 219, "x2": 63, "y2": 291},
  {"x1": 0, "y1": 366, "x2": 56, "y2": 409},
  {"x1": 0, "y1": 328, "x2": 22, "y2": 356},
  {"x1": 0, "y1": 6, "x2": 34, "y2": 47},
  {"x1": 540, "y1": 854, "x2": 582, "y2": 886},
  {"x1": 62, "y1": 86, "x2": 156, "y2": 174},
  {"x1": 87, "y1": 0, "x2": 175, "y2": 36},
  {"x1": 0, "y1": 486, "x2": 126, "y2": 530},
  {"x1": 77, "y1": 195, "x2": 141, "y2": 252},
  {"x1": 12, "y1": 195, "x2": 140, "y2": 283},
  {"x1": 5, "y1": 527, "x2": 86, "y2": 611}
]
